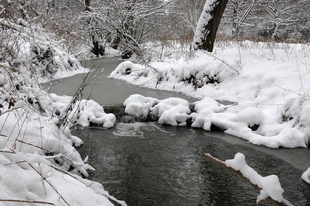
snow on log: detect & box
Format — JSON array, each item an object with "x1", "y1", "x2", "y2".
[{"x1": 204, "y1": 153, "x2": 293, "y2": 206}]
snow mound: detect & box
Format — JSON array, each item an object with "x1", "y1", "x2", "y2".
[
  {"x1": 225, "y1": 153, "x2": 284, "y2": 203},
  {"x1": 232, "y1": 107, "x2": 266, "y2": 127},
  {"x1": 123, "y1": 94, "x2": 191, "y2": 126},
  {"x1": 123, "y1": 94, "x2": 307, "y2": 148},
  {"x1": 123, "y1": 94, "x2": 159, "y2": 119},
  {"x1": 104, "y1": 46, "x2": 122, "y2": 57},
  {"x1": 191, "y1": 97, "x2": 225, "y2": 130},
  {"x1": 109, "y1": 61, "x2": 148, "y2": 79},
  {"x1": 151, "y1": 98, "x2": 191, "y2": 126},
  {"x1": 77, "y1": 100, "x2": 116, "y2": 128},
  {"x1": 51, "y1": 94, "x2": 116, "y2": 128}
]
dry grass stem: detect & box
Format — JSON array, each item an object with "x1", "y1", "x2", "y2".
[{"x1": 0, "y1": 199, "x2": 55, "y2": 205}]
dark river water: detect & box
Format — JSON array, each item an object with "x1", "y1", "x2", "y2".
[
  {"x1": 43, "y1": 57, "x2": 197, "y2": 105},
  {"x1": 45, "y1": 58, "x2": 310, "y2": 206}
]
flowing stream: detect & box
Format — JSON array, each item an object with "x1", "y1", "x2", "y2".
[{"x1": 44, "y1": 58, "x2": 310, "y2": 206}]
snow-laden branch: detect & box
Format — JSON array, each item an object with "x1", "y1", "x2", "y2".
[{"x1": 204, "y1": 153, "x2": 293, "y2": 206}]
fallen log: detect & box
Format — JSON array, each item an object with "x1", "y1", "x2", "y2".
[{"x1": 204, "y1": 153, "x2": 293, "y2": 206}]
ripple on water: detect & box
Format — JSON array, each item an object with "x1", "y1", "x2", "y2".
[
  {"x1": 74, "y1": 123, "x2": 310, "y2": 206},
  {"x1": 112, "y1": 122, "x2": 146, "y2": 138}
]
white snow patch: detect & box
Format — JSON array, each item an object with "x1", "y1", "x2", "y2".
[
  {"x1": 152, "y1": 98, "x2": 191, "y2": 126},
  {"x1": 123, "y1": 94, "x2": 159, "y2": 119},
  {"x1": 113, "y1": 42, "x2": 310, "y2": 149},
  {"x1": 50, "y1": 94, "x2": 116, "y2": 128},
  {"x1": 123, "y1": 94, "x2": 307, "y2": 148},
  {"x1": 0, "y1": 19, "x2": 124, "y2": 206},
  {"x1": 302, "y1": 167, "x2": 310, "y2": 184},
  {"x1": 225, "y1": 153, "x2": 284, "y2": 203}
]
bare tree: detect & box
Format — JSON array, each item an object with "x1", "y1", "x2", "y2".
[
  {"x1": 263, "y1": 0, "x2": 309, "y2": 40},
  {"x1": 217, "y1": 0, "x2": 310, "y2": 41},
  {"x1": 79, "y1": 0, "x2": 170, "y2": 58},
  {"x1": 228, "y1": 0, "x2": 256, "y2": 39}
]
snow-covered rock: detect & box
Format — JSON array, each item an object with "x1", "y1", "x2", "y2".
[
  {"x1": 123, "y1": 95, "x2": 191, "y2": 126},
  {"x1": 123, "y1": 94, "x2": 159, "y2": 119},
  {"x1": 123, "y1": 94, "x2": 308, "y2": 148},
  {"x1": 191, "y1": 97, "x2": 225, "y2": 130},
  {"x1": 151, "y1": 98, "x2": 191, "y2": 126}
]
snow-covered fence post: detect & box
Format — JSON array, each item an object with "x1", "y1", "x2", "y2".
[{"x1": 193, "y1": 0, "x2": 228, "y2": 52}]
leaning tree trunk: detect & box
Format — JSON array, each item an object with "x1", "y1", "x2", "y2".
[{"x1": 193, "y1": 0, "x2": 228, "y2": 52}]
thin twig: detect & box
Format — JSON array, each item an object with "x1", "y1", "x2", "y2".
[
  {"x1": 0, "y1": 150, "x2": 15, "y2": 153},
  {"x1": 0, "y1": 105, "x2": 24, "y2": 117},
  {"x1": 12, "y1": 108, "x2": 29, "y2": 149},
  {"x1": 205, "y1": 52, "x2": 241, "y2": 74},
  {"x1": 276, "y1": 85, "x2": 305, "y2": 98},
  {"x1": 0, "y1": 199, "x2": 55, "y2": 205},
  {"x1": 6, "y1": 108, "x2": 28, "y2": 144},
  {"x1": 27, "y1": 163, "x2": 71, "y2": 206}
]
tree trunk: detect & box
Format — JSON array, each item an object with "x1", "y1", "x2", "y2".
[
  {"x1": 194, "y1": 0, "x2": 228, "y2": 52},
  {"x1": 231, "y1": 0, "x2": 239, "y2": 39},
  {"x1": 111, "y1": 35, "x2": 121, "y2": 50},
  {"x1": 85, "y1": 0, "x2": 91, "y2": 11}
]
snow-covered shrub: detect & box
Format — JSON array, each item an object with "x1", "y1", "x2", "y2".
[
  {"x1": 0, "y1": 18, "x2": 123, "y2": 205},
  {"x1": 141, "y1": 41, "x2": 193, "y2": 63},
  {"x1": 0, "y1": 19, "x2": 91, "y2": 170},
  {"x1": 110, "y1": 61, "x2": 149, "y2": 78},
  {"x1": 31, "y1": 44, "x2": 82, "y2": 80},
  {"x1": 278, "y1": 98, "x2": 310, "y2": 146},
  {"x1": 51, "y1": 94, "x2": 116, "y2": 129},
  {"x1": 109, "y1": 53, "x2": 239, "y2": 92}
]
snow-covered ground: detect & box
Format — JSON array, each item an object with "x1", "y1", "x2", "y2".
[
  {"x1": 0, "y1": 19, "x2": 123, "y2": 206},
  {"x1": 109, "y1": 41, "x2": 310, "y2": 184},
  {"x1": 110, "y1": 41, "x2": 310, "y2": 148}
]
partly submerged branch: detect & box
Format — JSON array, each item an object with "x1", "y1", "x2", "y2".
[{"x1": 204, "y1": 153, "x2": 293, "y2": 206}]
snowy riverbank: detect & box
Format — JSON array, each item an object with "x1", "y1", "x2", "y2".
[
  {"x1": 110, "y1": 41, "x2": 310, "y2": 149},
  {"x1": 0, "y1": 19, "x2": 124, "y2": 206},
  {"x1": 109, "y1": 41, "x2": 310, "y2": 185}
]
